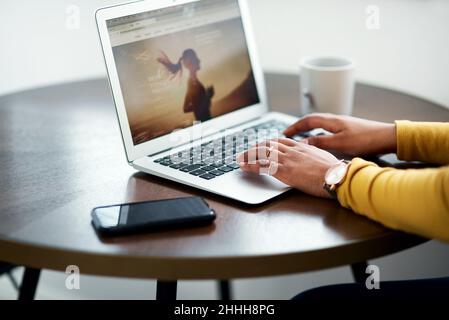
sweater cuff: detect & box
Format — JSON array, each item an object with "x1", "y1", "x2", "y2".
[
  {"x1": 395, "y1": 120, "x2": 414, "y2": 161},
  {"x1": 336, "y1": 157, "x2": 379, "y2": 209}
]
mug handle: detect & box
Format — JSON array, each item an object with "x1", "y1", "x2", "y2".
[{"x1": 303, "y1": 89, "x2": 315, "y2": 108}]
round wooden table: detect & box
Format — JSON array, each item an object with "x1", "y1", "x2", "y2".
[{"x1": 1, "y1": 73, "x2": 445, "y2": 300}]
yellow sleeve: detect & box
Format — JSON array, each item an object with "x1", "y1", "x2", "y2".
[
  {"x1": 337, "y1": 158, "x2": 449, "y2": 242},
  {"x1": 337, "y1": 121, "x2": 449, "y2": 241},
  {"x1": 396, "y1": 120, "x2": 449, "y2": 164}
]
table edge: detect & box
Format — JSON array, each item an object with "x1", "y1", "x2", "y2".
[{"x1": 0, "y1": 233, "x2": 426, "y2": 279}]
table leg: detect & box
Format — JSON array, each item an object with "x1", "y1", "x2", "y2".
[
  {"x1": 0, "y1": 262, "x2": 16, "y2": 275},
  {"x1": 156, "y1": 280, "x2": 177, "y2": 301},
  {"x1": 351, "y1": 261, "x2": 368, "y2": 284},
  {"x1": 0, "y1": 263, "x2": 19, "y2": 290},
  {"x1": 18, "y1": 267, "x2": 41, "y2": 300},
  {"x1": 218, "y1": 280, "x2": 232, "y2": 300}
]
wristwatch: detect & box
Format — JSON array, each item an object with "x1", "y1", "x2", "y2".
[{"x1": 323, "y1": 160, "x2": 351, "y2": 198}]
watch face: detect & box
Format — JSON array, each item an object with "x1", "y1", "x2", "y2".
[{"x1": 325, "y1": 163, "x2": 348, "y2": 185}]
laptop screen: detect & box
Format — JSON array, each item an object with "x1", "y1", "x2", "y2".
[{"x1": 107, "y1": 0, "x2": 260, "y2": 146}]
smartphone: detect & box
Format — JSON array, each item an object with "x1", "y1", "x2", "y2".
[
  {"x1": 91, "y1": 197, "x2": 216, "y2": 236},
  {"x1": 377, "y1": 153, "x2": 436, "y2": 169}
]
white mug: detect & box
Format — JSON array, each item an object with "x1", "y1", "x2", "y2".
[{"x1": 299, "y1": 56, "x2": 355, "y2": 115}]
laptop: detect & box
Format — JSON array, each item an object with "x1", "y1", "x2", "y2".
[{"x1": 96, "y1": 0, "x2": 301, "y2": 204}]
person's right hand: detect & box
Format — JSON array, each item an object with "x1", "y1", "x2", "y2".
[{"x1": 283, "y1": 113, "x2": 397, "y2": 156}]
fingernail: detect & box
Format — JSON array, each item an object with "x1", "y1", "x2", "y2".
[
  {"x1": 259, "y1": 159, "x2": 269, "y2": 166},
  {"x1": 239, "y1": 162, "x2": 246, "y2": 167}
]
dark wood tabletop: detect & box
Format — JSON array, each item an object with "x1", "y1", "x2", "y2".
[{"x1": 1, "y1": 73, "x2": 445, "y2": 280}]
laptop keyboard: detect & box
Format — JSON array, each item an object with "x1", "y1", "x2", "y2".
[{"x1": 152, "y1": 120, "x2": 315, "y2": 180}]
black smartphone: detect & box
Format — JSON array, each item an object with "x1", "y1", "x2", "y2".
[
  {"x1": 91, "y1": 197, "x2": 216, "y2": 236},
  {"x1": 377, "y1": 153, "x2": 437, "y2": 169}
]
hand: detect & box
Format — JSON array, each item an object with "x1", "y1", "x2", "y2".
[
  {"x1": 284, "y1": 113, "x2": 397, "y2": 156},
  {"x1": 236, "y1": 138, "x2": 341, "y2": 198}
]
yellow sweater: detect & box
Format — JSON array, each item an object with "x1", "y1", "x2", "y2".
[{"x1": 337, "y1": 121, "x2": 449, "y2": 242}]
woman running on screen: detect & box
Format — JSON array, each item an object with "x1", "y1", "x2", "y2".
[{"x1": 157, "y1": 49, "x2": 214, "y2": 122}]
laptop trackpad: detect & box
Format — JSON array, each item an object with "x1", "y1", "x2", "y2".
[{"x1": 232, "y1": 170, "x2": 289, "y2": 190}]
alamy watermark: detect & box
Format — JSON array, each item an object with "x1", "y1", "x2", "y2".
[
  {"x1": 65, "y1": 265, "x2": 80, "y2": 290},
  {"x1": 365, "y1": 264, "x2": 380, "y2": 290},
  {"x1": 65, "y1": 5, "x2": 81, "y2": 30},
  {"x1": 365, "y1": 5, "x2": 380, "y2": 30},
  {"x1": 167, "y1": 121, "x2": 281, "y2": 176}
]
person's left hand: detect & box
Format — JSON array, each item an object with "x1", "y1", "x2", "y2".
[{"x1": 236, "y1": 138, "x2": 341, "y2": 199}]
